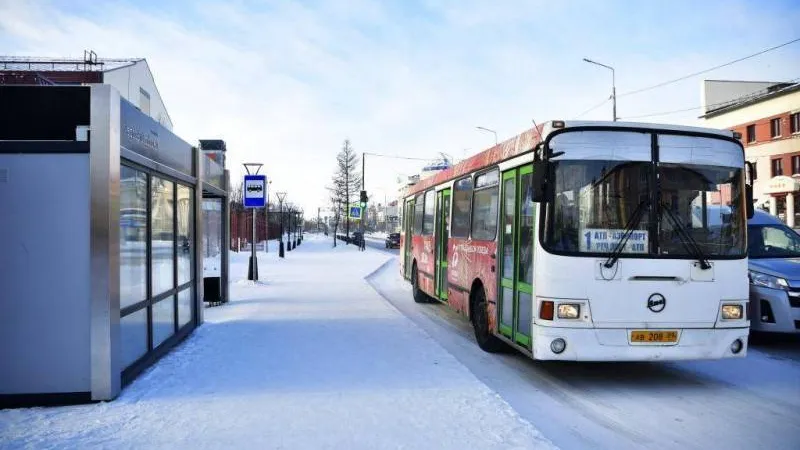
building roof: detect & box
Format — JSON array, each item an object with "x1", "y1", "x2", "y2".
[
  {"x1": 701, "y1": 80, "x2": 800, "y2": 119},
  {"x1": 0, "y1": 56, "x2": 142, "y2": 72}
]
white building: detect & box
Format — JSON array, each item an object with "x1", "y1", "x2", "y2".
[{"x1": 700, "y1": 79, "x2": 800, "y2": 226}]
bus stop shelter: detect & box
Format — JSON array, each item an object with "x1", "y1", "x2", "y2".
[{"x1": 0, "y1": 84, "x2": 229, "y2": 407}]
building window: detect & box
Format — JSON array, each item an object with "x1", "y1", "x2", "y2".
[
  {"x1": 151, "y1": 176, "x2": 175, "y2": 296},
  {"x1": 177, "y1": 184, "x2": 194, "y2": 286},
  {"x1": 120, "y1": 166, "x2": 147, "y2": 309},
  {"x1": 139, "y1": 88, "x2": 151, "y2": 115},
  {"x1": 772, "y1": 158, "x2": 784, "y2": 177},
  {"x1": 746, "y1": 124, "x2": 756, "y2": 143},
  {"x1": 791, "y1": 112, "x2": 800, "y2": 134},
  {"x1": 793, "y1": 156, "x2": 800, "y2": 175},
  {"x1": 770, "y1": 118, "x2": 781, "y2": 138},
  {"x1": 752, "y1": 161, "x2": 757, "y2": 180}
]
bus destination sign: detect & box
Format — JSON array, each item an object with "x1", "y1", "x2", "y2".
[{"x1": 580, "y1": 228, "x2": 648, "y2": 254}]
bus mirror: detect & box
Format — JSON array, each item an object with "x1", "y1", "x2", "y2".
[
  {"x1": 746, "y1": 184, "x2": 754, "y2": 219},
  {"x1": 532, "y1": 160, "x2": 549, "y2": 203}
]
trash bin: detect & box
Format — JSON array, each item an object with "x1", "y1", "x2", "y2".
[{"x1": 203, "y1": 276, "x2": 221, "y2": 305}]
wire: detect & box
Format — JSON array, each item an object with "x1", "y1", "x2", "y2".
[
  {"x1": 620, "y1": 76, "x2": 800, "y2": 120},
  {"x1": 618, "y1": 37, "x2": 800, "y2": 98},
  {"x1": 576, "y1": 96, "x2": 612, "y2": 118},
  {"x1": 362, "y1": 152, "x2": 436, "y2": 161}
]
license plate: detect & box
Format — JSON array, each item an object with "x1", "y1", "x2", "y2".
[{"x1": 630, "y1": 330, "x2": 678, "y2": 343}]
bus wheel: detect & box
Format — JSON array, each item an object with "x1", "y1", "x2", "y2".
[
  {"x1": 412, "y1": 263, "x2": 428, "y2": 304},
  {"x1": 471, "y1": 285, "x2": 504, "y2": 353}
]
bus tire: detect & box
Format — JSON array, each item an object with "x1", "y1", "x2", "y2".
[
  {"x1": 412, "y1": 263, "x2": 429, "y2": 304},
  {"x1": 471, "y1": 284, "x2": 504, "y2": 353}
]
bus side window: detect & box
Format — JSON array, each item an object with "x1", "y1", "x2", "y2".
[
  {"x1": 414, "y1": 194, "x2": 424, "y2": 235},
  {"x1": 423, "y1": 190, "x2": 435, "y2": 235},
  {"x1": 452, "y1": 176, "x2": 473, "y2": 238},
  {"x1": 472, "y1": 170, "x2": 500, "y2": 241}
]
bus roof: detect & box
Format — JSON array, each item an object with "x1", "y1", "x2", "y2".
[{"x1": 403, "y1": 120, "x2": 737, "y2": 198}]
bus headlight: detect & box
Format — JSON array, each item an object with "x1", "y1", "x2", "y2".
[
  {"x1": 557, "y1": 303, "x2": 580, "y2": 319},
  {"x1": 721, "y1": 304, "x2": 743, "y2": 320}
]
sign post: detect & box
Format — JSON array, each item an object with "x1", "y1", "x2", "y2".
[{"x1": 243, "y1": 168, "x2": 266, "y2": 281}]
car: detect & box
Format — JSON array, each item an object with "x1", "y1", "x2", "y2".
[
  {"x1": 385, "y1": 232, "x2": 400, "y2": 249},
  {"x1": 747, "y1": 210, "x2": 800, "y2": 333},
  {"x1": 352, "y1": 231, "x2": 364, "y2": 245}
]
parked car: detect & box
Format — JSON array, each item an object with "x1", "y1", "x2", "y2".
[
  {"x1": 385, "y1": 232, "x2": 400, "y2": 249},
  {"x1": 352, "y1": 231, "x2": 364, "y2": 246},
  {"x1": 747, "y1": 210, "x2": 800, "y2": 333}
]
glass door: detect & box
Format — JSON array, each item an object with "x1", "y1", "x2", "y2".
[
  {"x1": 498, "y1": 165, "x2": 534, "y2": 347},
  {"x1": 515, "y1": 165, "x2": 534, "y2": 347},
  {"x1": 435, "y1": 189, "x2": 451, "y2": 301},
  {"x1": 404, "y1": 199, "x2": 414, "y2": 279},
  {"x1": 499, "y1": 170, "x2": 516, "y2": 338}
]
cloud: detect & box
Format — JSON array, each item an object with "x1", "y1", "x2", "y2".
[{"x1": 1, "y1": 0, "x2": 799, "y2": 212}]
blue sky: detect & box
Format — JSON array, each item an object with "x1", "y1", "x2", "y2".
[{"x1": 2, "y1": 0, "x2": 799, "y2": 212}]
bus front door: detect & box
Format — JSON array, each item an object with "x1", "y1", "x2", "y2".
[
  {"x1": 434, "y1": 189, "x2": 451, "y2": 301},
  {"x1": 499, "y1": 166, "x2": 534, "y2": 347},
  {"x1": 403, "y1": 199, "x2": 414, "y2": 280}
]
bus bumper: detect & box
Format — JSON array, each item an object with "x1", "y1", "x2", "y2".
[{"x1": 531, "y1": 327, "x2": 750, "y2": 361}]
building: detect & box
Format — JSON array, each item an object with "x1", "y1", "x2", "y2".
[
  {"x1": 700, "y1": 79, "x2": 800, "y2": 226},
  {"x1": 1, "y1": 51, "x2": 173, "y2": 131},
  {"x1": 1, "y1": 83, "x2": 230, "y2": 406}
]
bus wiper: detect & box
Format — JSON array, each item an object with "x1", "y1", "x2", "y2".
[
  {"x1": 603, "y1": 199, "x2": 650, "y2": 269},
  {"x1": 660, "y1": 202, "x2": 712, "y2": 270}
]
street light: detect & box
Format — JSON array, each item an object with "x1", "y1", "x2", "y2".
[
  {"x1": 276, "y1": 191, "x2": 287, "y2": 258},
  {"x1": 476, "y1": 126, "x2": 498, "y2": 145},
  {"x1": 582, "y1": 57, "x2": 617, "y2": 121}
]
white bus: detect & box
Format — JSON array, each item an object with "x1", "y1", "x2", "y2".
[{"x1": 401, "y1": 120, "x2": 754, "y2": 361}]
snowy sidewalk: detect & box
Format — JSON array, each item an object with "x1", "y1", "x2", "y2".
[{"x1": 0, "y1": 235, "x2": 555, "y2": 450}]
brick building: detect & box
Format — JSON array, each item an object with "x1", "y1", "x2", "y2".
[{"x1": 700, "y1": 80, "x2": 800, "y2": 227}]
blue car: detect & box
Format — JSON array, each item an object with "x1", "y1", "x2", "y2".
[{"x1": 748, "y1": 210, "x2": 800, "y2": 333}]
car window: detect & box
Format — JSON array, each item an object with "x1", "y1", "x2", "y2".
[{"x1": 748, "y1": 224, "x2": 800, "y2": 258}]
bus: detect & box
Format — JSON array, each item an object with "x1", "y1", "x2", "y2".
[{"x1": 399, "y1": 120, "x2": 755, "y2": 361}]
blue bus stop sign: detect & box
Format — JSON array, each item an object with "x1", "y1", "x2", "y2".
[{"x1": 243, "y1": 175, "x2": 267, "y2": 208}]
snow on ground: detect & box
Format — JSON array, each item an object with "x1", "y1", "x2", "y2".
[
  {"x1": 0, "y1": 235, "x2": 555, "y2": 450},
  {"x1": 367, "y1": 258, "x2": 800, "y2": 450}
]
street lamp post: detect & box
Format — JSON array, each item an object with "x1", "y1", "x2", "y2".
[
  {"x1": 476, "y1": 126, "x2": 498, "y2": 145},
  {"x1": 287, "y1": 206, "x2": 293, "y2": 252},
  {"x1": 582, "y1": 57, "x2": 617, "y2": 121},
  {"x1": 276, "y1": 192, "x2": 286, "y2": 258}
]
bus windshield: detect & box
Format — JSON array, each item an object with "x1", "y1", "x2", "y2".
[{"x1": 543, "y1": 130, "x2": 746, "y2": 258}]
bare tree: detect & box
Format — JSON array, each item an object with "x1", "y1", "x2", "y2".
[{"x1": 331, "y1": 139, "x2": 362, "y2": 242}]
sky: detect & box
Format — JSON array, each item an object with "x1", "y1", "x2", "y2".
[{"x1": 2, "y1": 0, "x2": 799, "y2": 214}]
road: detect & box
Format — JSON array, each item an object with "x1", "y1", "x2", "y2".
[
  {"x1": 364, "y1": 235, "x2": 400, "y2": 255},
  {"x1": 366, "y1": 253, "x2": 800, "y2": 450}
]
